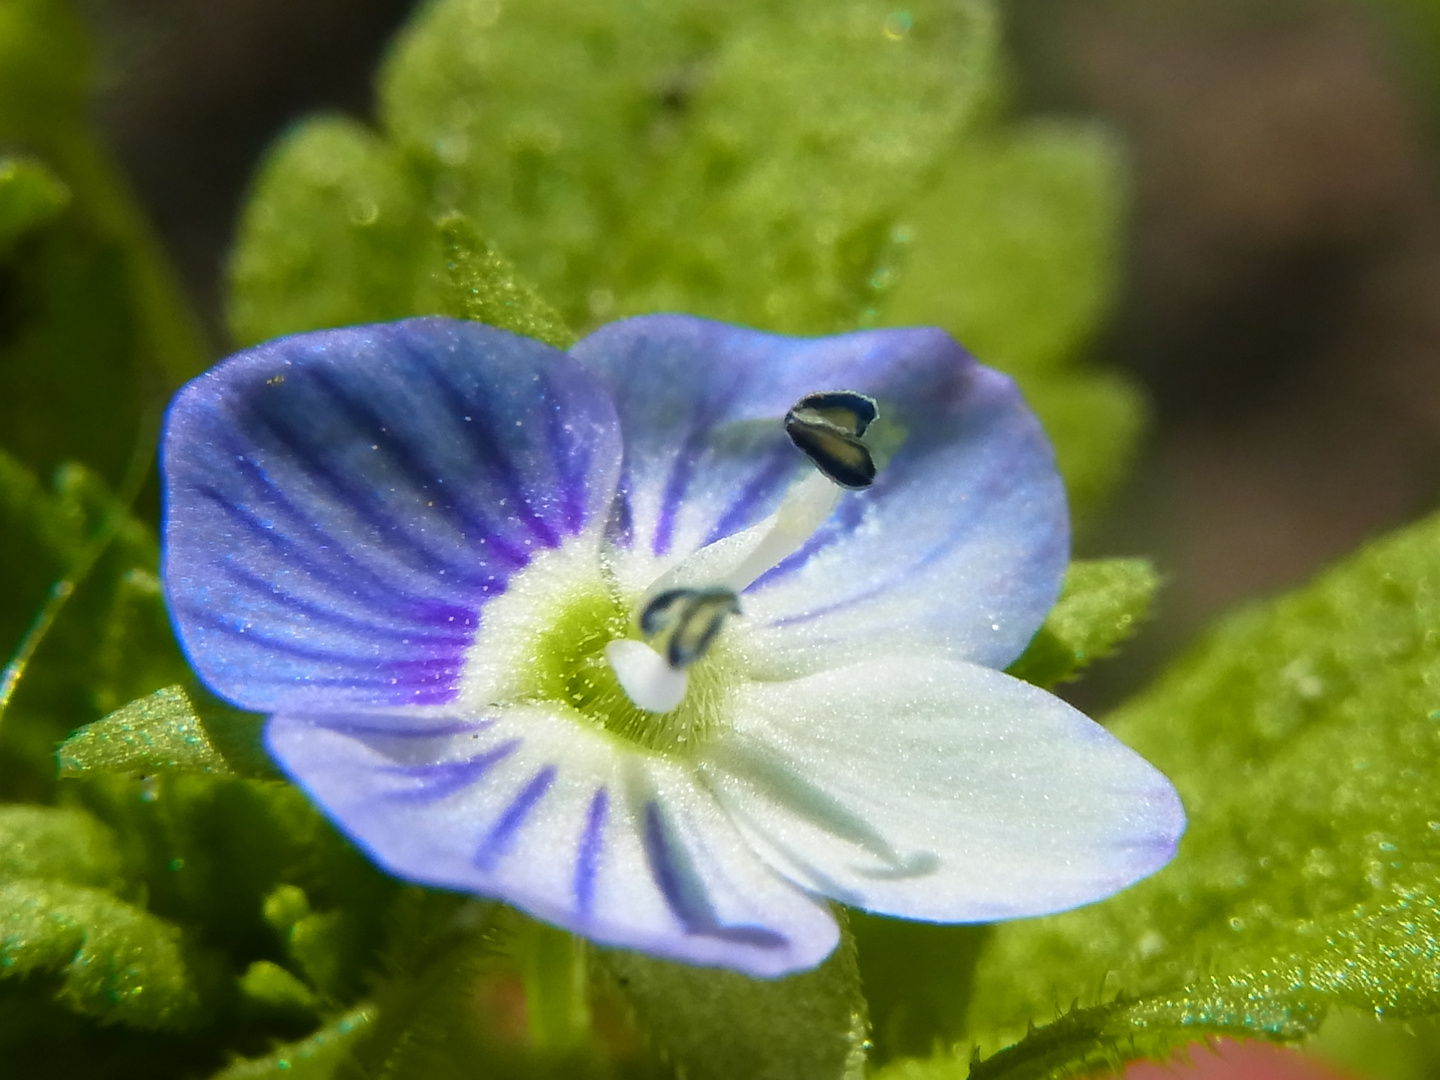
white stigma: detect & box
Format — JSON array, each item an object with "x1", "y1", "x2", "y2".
[{"x1": 606, "y1": 638, "x2": 690, "y2": 714}]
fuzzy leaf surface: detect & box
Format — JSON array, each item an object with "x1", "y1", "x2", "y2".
[
  {"x1": 1008, "y1": 559, "x2": 1160, "y2": 689},
  {"x1": 939, "y1": 509, "x2": 1440, "y2": 1078},
  {"x1": 599, "y1": 916, "x2": 869, "y2": 1080},
  {"x1": 0, "y1": 878, "x2": 203, "y2": 1029}
]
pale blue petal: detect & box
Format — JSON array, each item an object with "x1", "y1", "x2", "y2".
[
  {"x1": 163, "y1": 318, "x2": 622, "y2": 713},
  {"x1": 700, "y1": 655, "x2": 1185, "y2": 920},
  {"x1": 266, "y1": 705, "x2": 840, "y2": 977},
  {"x1": 570, "y1": 315, "x2": 1066, "y2": 670}
]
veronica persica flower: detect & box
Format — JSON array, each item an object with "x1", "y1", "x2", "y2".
[{"x1": 163, "y1": 315, "x2": 1184, "y2": 977}]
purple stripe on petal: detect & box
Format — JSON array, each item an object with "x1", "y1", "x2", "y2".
[
  {"x1": 215, "y1": 564, "x2": 474, "y2": 648},
  {"x1": 244, "y1": 407, "x2": 489, "y2": 584},
  {"x1": 651, "y1": 432, "x2": 704, "y2": 557},
  {"x1": 642, "y1": 802, "x2": 787, "y2": 949},
  {"x1": 377, "y1": 740, "x2": 521, "y2": 803},
  {"x1": 233, "y1": 676, "x2": 460, "y2": 705},
  {"x1": 574, "y1": 787, "x2": 608, "y2": 917},
  {"x1": 173, "y1": 605, "x2": 462, "y2": 677},
  {"x1": 304, "y1": 364, "x2": 543, "y2": 561},
  {"x1": 606, "y1": 477, "x2": 635, "y2": 549},
  {"x1": 310, "y1": 716, "x2": 496, "y2": 740},
  {"x1": 538, "y1": 364, "x2": 594, "y2": 536},
  {"x1": 404, "y1": 348, "x2": 561, "y2": 550},
  {"x1": 194, "y1": 483, "x2": 488, "y2": 613},
  {"x1": 474, "y1": 766, "x2": 558, "y2": 872}
]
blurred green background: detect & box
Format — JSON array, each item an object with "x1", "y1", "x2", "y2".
[{"x1": 5, "y1": 1, "x2": 1440, "y2": 1078}]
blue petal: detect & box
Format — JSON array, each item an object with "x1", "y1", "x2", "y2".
[
  {"x1": 570, "y1": 315, "x2": 1067, "y2": 670},
  {"x1": 266, "y1": 705, "x2": 840, "y2": 977},
  {"x1": 163, "y1": 318, "x2": 622, "y2": 713}
]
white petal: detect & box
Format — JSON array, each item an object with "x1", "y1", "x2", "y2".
[
  {"x1": 700, "y1": 656, "x2": 1184, "y2": 920},
  {"x1": 266, "y1": 705, "x2": 838, "y2": 976}
]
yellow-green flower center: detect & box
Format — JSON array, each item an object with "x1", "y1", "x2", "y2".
[{"x1": 512, "y1": 584, "x2": 738, "y2": 756}]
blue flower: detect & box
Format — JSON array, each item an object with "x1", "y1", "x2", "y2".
[{"x1": 162, "y1": 315, "x2": 1184, "y2": 977}]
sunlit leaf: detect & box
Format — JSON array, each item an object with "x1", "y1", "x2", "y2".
[
  {"x1": 1009, "y1": 558, "x2": 1160, "y2": 689},
  {"x1": 227, "y1": 116, "x2": 439, "y2": 347},
  {"x1": 57, "y1": 685, "x2": 235, "y2": 778},
  {"x1": 380, "y1": 0, "x2": 997, "y2": 332},
  {"x1": 937, "y1": 509, "x2": 1440, "y2": 1078},
  {"x1": 436, "y1": 212, "x2": 575, "y2": 347}
]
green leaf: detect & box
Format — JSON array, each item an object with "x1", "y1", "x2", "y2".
[
  {"x1": 0, "y1": 1, "x2": 206, "y2": 466},
  {"x1": 379, "y1": 0, "x2": 997, "y2": 331},
  {"x1": 1008, "y1": 559, "x2": 1160, "y2": 689},
  {"x1": 57, "y1": 685, "x2": 236, "y2": 778},
  {"x1": 851, "y1": 914, "x2": 990, "y2": 1064},
  {"x1": 881, "y1": 123, "x2": 1123, "y2": 380},
  {"x1": 950, "y1": 508, "x2": 1440, "y2": 1077},
  {"x1": 92, "y1": 567, "x2": 193, "y2": 715},
  {"x1": 598, "y1": 913, "x2": 869, "y2": 1080},
  {"x1": 74, "y1": 773, "x2": 397, "y2": 978},
  {"x1": 0, "y1": 0, "x2": 90, "y2": 145},
  {"x1": 878, "y1": 123, "x2": 1141, "y2": 519},
  {"x1": 0, "y1": 157, "x2": 69, "y2": 253},
  {"x1": 227, "y1": 115, "x2": 441, "y2": 346},
  {"x1": 0, "y1": 804, "x2": 125, "y2": 888},
  {"x1": 0, "y1": 878, "x2": 204, "y2": 1029},
  {"x1": 210, "y1": 1005, "x2": 376, "y2": 1080},
  {"x1": 1309, "y1": 1010, "x2": 1440, "y2": 1080},
  {"x1": 0, "y1": 458, "x2": 166, "y2": 801},
  {"x1": 436, "y1": 213, "x2": 575, "y2": 347},
  {"x1": 334, "y1": 894, "x2": 519, "y2": 1080}
]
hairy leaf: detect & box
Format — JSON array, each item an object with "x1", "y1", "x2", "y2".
[
  {"x1": 0, "y1": 804, "x2": 125, "y2": 888},
  {"x1": 881, "y1": 124, "x2": 1123, "y2": 379},
  {"x1": 946, "y1": 509, "x2": 1440, "y2": 1078},
  {"x1": 1009, "y1": 559, "x2": 1160, "y2": 689},
  {"x1": 598, "y1": 914, "x2": 869, "y2": 1080},
  {"x1": 879, "y1": 123, "x2": 1140, "y2": 518},
  {"x1": 227, "y1": 116, "x2": 439, "y2": 346},
  {"x1": 379, "y1": 0, "x2": 996, "y2": 331},
  {"x1": 57, "y1": 685, "x2": 235, "y2": 777},
  {"x1": 0, "y1": 878, "x2": 203, "y2": 1029},
  {"x1": 211, "y1": 1005, "x2": 376, "y2": 1080},
  {"x1": 436, "y1": 212, "x2": 575, "y2": 347},
  {"x1": 74, "y1": 773, "x2": 396, "y2": 979}
]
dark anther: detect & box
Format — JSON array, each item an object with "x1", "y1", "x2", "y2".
[
  {"x1": 784, "y1": 390, "x2": 879, "y2": 489},
  {"x1": 640, "y1": 587, "x2": 742, "y2": 670}
]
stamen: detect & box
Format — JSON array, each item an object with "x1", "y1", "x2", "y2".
[
  {"x1": 606, "y1": 587, "x2": 741, "y2": 714},
  {"x1": 785, "y1": 389, "x2": 879, "y2": 489},
  {"x1": 641, "y1": 587, "x2": 741, "y2": 669},
  {"x1": 607, "y1": 390, "x2": 882, "y2": 715}
]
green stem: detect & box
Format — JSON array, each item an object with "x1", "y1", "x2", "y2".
[{"x1": 517, "y1": 920, "x2": 591, "y2": 1054}]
